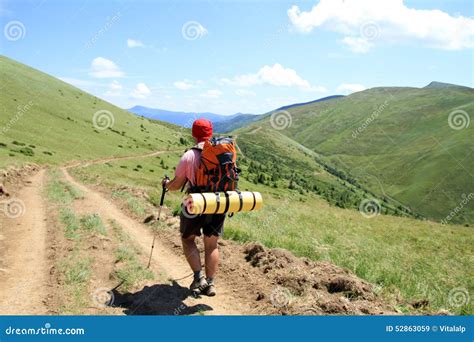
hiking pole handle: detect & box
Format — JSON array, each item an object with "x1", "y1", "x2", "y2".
[
  {"x1": 148, "y1": 175, "x2": 170, "y2": 268},
  {"x1": 160, "y1": 175, "x2": 170, "y2": 206}
]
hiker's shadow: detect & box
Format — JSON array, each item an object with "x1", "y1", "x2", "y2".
[{"x1": 112, "y1": 281, "x2": 213, "y2": 315}]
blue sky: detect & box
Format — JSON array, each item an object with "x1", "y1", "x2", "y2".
[{"x1": 1, "y1": 0, "x2": 473, "y2": 115}]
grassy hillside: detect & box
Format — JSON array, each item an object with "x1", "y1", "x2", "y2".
[
  {"x1": 0, "y1": 55, "x2": 183, "y2": 168},
  {"x1": 70, "y1": 150, "x2": 473, "y2": 315},
  {"x1": 237, "y1": 87, "x2": 474, "y2": 224},
  {"x1": 233, "y1": 125, "x2": 414, "y2": 218}
]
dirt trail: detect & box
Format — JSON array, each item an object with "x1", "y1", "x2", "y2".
[
  {"x1": 0, "y1": 149, "x2": 396, "y2": 315},
  {"x1": 0, "y1": 170, "x2": 48, "y2": 314},
  {"x1": 60, "y1": 167, "x2": 254, "y2": 315},
  {"x1": 65, "y1": 150, "x2": 175, "y2": 169}
]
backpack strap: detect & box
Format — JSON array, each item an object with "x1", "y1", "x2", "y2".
[
  {"x1": 223, "y1": 191, "x2": 230, "y2": 213},
  {"x1": 198, "y1": 193, "x2": 207, "y2": 213},
  {"x1": 236, "y1": 190, "x2": 243, "y2": 212},
  {"x1": 187, "y1": 145, "x2": 203, "y2": 192},
  {"x1": 250, "y1": 191, "x2": 257, "y2": 211},
  {"x1": 180, "y1": 179, "x2": 188, "y2": 193}
]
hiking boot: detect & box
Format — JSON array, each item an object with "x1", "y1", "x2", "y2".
[
  {"x1": 190, "y1": 276, "x2": 208, "y2": 295},
  {"x1": 203, "y1": 280, "x2": 217, "y2": 297},
  {"x1": 203, "y1": 283, "x2": 216, "y2": 297}
]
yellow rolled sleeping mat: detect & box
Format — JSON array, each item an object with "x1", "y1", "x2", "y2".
[{"x1": 184, "y1": 191, "x2": 262, "y2": 215}]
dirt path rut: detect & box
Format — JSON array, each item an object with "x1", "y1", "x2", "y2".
[
  {"x1": 61, "y1": 167, "x2": 252, "y2": 315},
  {"x1": 0, "y1": 170, "x2": 48, "y2": 314}
]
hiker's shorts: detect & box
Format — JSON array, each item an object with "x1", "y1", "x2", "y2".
[{"x1": 179, "y1": 213, "x2": 226, "y2": 239}]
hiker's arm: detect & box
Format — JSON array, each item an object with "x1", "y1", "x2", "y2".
[{"x1": 163, "y1": 176, "x2": 186, "y2": 192}]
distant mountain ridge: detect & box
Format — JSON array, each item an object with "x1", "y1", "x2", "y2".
[
  {"x1": 127, "y1": 106, "x2": 241, "y2": 127},
  {"x1": 128, "y1": 95, "x2": 346, "y2": 132},
  {"x1": 424, "y1": 81, "x2": 472, "y2": 89},
  {"x1": 276, "y1": 95, "x2": 345, "y2": 111},
  {"x1": 214, "y1": 95, "x2": 345, "y2": 133}
]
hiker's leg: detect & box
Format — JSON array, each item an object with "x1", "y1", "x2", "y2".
[
  {"x1": 182, "y1": 235, "x2": 201, "y2": 272},
  {"x1": 203, "y1": 235, "x2": 219, "y2": 278}
]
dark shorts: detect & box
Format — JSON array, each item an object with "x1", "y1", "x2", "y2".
[{"x1": 179, "y1": 213, "x2": 226, "y2": 239}]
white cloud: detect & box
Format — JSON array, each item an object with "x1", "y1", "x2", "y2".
[
  {"x1": 341, "y1": 37, "x2": 373, "y2": 54},
  {"x1": 90, "y1": 57, "x2": 124, "y2": 78},
  {"x1": 337, "y1": 83, "x2": 366, "y2": 94},
  {"x1": 104, "y1": 80, "x2": 123, "y2": 97},
  {"x1": 221, "y1": 63, "x2": 325, "y2": 92},
  {"x1": 130, "y1": 83, "x2": 151, "y2": 99},
  {"x1": 200, "y1": 89, "x2": 222, "y2": 98},
  {"x1": 173, "y1": 79, "x2": 201, "y2": 90},
  {"x1": 235, "y1": 89, "x2": 256, "y2": 97},
  {"x1": 109, "y1": 80, "x2": 122, "y2": 90},
  {"x1": 127, "y1": 38, "x2": 145, "y2": 48},
  {"x1": 288, "y1": 0, "x2": 474, "y2": 52}
]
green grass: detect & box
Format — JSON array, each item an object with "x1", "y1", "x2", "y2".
[
  {"x1": 223, "y1": 191, "x2": 473, "y2": 314},
  {"x1": 59, "y1": 207, "x2": 81, "y2": 239},
  {"x1": 114, "y1": 261, "x2": 154, "y2": 290},
  {"x1": 110, "y1": 220, "x2": 154, "y2": 290},
  {"x1": 111, "y1": 190, "x2": 146, "y2": 216},
  {"x1": 57, "y1": 254, "x2": 92, "y2": 314},
  {"x1": 79, "y1": 213, "x2": 107, "y2": 235},
  {"x1": 45, "y1": 172, "x2": 83, "y2": 204},
  {"x1": 59, "y1": 256, "x2": 92, "y2": 285},
  {"x1": 115, "y1": 246, "x2": 136, "y2": 262},
  {"x1": 0, "y1": 55, "x2": 183, "y2": 169}
]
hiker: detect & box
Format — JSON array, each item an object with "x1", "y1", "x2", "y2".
[{"x1": 162, "y1": 119, "x2": 227, "y2": 296}]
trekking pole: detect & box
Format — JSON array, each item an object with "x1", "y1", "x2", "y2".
[{"x1": 147, "y1": 175, "x2": 170, "y2": 269}]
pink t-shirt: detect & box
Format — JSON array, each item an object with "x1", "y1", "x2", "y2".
[{"x1": 175, "y1": 144, "x2": 203, "y2": 186}]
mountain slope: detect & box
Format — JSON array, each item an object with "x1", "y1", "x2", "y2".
[
  {"x1": 424, "y1": 81, "x2": 471, "y2": 90},
  {"x1": 213, "y1": 113, "x2": 262, "y2": 133},
  {"x1": 236, "y1": 85, "x2": 474, "y2": 224},
  {"x1": 275, "y1": 95, "x2": 345, "y2": 111},
  {"x1": 0, "y1": 56, "x2": 183, "y2": 168},
  {"x1": 214, "y1": 95, "x2": 344, "y2": 133}
]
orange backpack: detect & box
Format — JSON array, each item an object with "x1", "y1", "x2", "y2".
[{"x1": 190, "y1": 137, "x2": 239, "y2": 193}]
